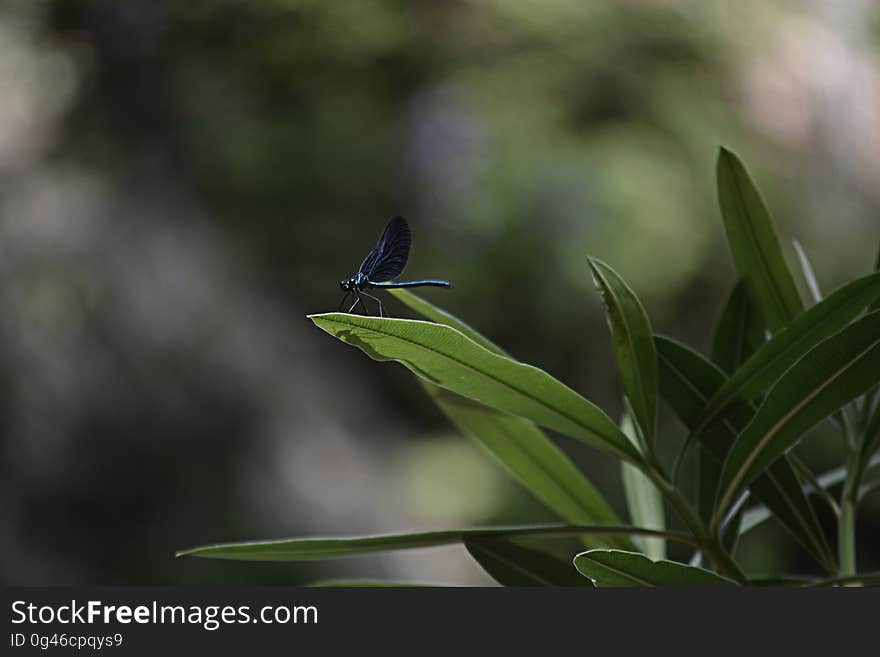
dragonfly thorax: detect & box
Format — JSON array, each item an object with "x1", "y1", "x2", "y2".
[{"x1": 339, "y1": 272, "x2": 369, "y2": 291}]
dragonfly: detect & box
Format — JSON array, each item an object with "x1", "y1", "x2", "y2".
[{"x1": 339, "y1": 216, "x2": 451, "y2": 316}]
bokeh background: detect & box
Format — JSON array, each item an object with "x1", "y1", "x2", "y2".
[{"x1": 2, "y1": 0, "x2": 878, "y2": 585}]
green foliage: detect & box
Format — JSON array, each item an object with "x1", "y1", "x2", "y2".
[{"x1": 179, "y1": 148, "x2": 880, "y2": 586}]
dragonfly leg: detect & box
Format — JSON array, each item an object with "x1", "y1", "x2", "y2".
[
  {"x1": 347, "y1": 296, "x2": 360, "y2": 313},
  {"x1": 338, "y1": 290, "x2": 351, "y2": 312},
  {"x1": 355, "y1": 290, "x2": 369, "y2": 315},
  {"x1": 360, "y1": 291, "x2": 383, "y2": 317}
]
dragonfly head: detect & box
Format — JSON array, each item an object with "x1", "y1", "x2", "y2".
[{"x1": 339, "y1": 279, "x2": 352, "y2": 291}]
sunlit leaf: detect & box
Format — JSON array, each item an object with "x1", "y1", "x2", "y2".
[
  {"x1": 389, "y1": 288, "x2": 506, "y2": 355},
  {"x1": 309, "y1": 313, "x2": 641, "y2": 464},
  {"x1": 176, "y1": 524, "x2": 698, "y2": 561}
]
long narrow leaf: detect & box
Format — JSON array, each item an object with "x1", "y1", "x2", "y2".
[
  {"x1": 573, "y1": 549, "x2": 739, "y2": 587},
  {"x1": 716, "y1": 147, "x2": 803, "y2": 331},
  {"x1": 589, "y1": 258, "x2": 658, "y2": 449},
  {"x1": 716, "y1": 310, "x2": 880, "y2": 520},
  {"x1": 656, "y1": 336, "x2": 834, "y2": 571},
  {"x1": 176, "y1": 524, "x2": 699, "y2": 561},
  {"x1": 309, "y1": 313, "x2": 642, "y2": 464},
  {"x1": 465, "y1": 538, "x2": 590, "y2": 586}
]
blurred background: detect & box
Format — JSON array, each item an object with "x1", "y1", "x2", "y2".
[{"x1": 1, "y1": 0, "x2": 878, "y2": 585}]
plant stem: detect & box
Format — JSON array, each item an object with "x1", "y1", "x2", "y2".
[{"x1": 838, "y1": 444, "x2": 861, "y2": 579}]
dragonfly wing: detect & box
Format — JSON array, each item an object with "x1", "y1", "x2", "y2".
[{"x1": 361, "y1": 216, "x2": 411, "y2": 282}]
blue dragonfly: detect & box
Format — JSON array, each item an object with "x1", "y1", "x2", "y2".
[{"x1": 338, "y1": 216, "x2": 451, "y2": 316}]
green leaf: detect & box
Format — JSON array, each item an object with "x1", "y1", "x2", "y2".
[
  {"x1": 656, "y1": 336, "x2": 835, "y2": 571},
  {"x1": 694, "y1": 273, "x2": 880, "y2": 444},
  {"x1": 716, "y1": 147, "x2": 804, "y2": 331},
  {"x1": 424, "y1": 383, "x2": 634, "y2": 550},
  {"x1": 388, "y1": 288, "x2": 507, "y2": 355},
  {"x1": 620, "y1": 413, "x2": 665, "y2": 559},
  {"x1": 573, "y1": 549, "x2": 739, "y2": 587},
  {"x1": 309, "y1": 313, "x2": 642, "y2": 464},
  {"x1": 716, "y1": 310, "x2": 880, "y2": 520},
  {"x1": 465, "y1": 538, "x2": 590, "y2": 586},
  {"x1": 711, "y1": 280, "x2": 766, "y2": 375},
  {"x1": 176, "y1": 524, "x2": 699, "y2": 561},
  {"x1": 389, "y1": 290, "x2": 632, "y2": 549},
  {"x1": 792, "y1": 239, "x2": 823, "y2": 304},
  {"x1": 589, "y1": 258, "x2": 658, "y2": 449}
]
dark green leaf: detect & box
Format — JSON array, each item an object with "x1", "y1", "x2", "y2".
[
  {"x1": 716, "y1": 310, "x2": 880, "y2": 519},
  {"x1": 712, "y1": 280, "x2": 766, "y2": 374},
  {"x1": 309, "y1": 313, "x2": 641, "y2": 464},
  {"x1": 589, "y1": 258, "x2": 658, "y2": 449},
  {"x1": 716, "y1": 147, "x2": 804, "y2": 331},
  {"x1": 465, "y1": 538, "x2": 590, "y2": 586},
  {"x1": 573, "y1": 549, "x2": 739, "y2": 587}
]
